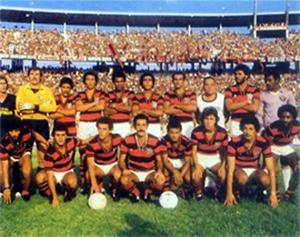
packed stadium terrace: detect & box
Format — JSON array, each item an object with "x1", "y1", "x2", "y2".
[
  {"x1": 1, "y1": 28, "x2": 300, "y2": 63},
  {"x1": 2, "y1": 70, "x2": 300, "y2": 116}
]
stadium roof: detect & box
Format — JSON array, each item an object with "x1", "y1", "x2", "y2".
[{"x1": 1, "y1": 7, "x2": 300, "y2": 28}]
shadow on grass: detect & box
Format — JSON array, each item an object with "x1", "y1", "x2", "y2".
[{"x1": 118, "y1": 213, "x2": 169, "y2": 237}]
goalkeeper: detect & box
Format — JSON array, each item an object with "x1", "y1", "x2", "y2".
[{"x1": 16, "y1": 67, "x2": 56, "y2": 171}]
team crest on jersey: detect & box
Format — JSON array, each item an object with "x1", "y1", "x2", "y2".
[
  {"x1": 152, "y1": 101, "x2": 157, "y2": 108},
  {"x1": 146, "y1": 147, "x2": 154, "y2": 155},
  {"x1": 184, "y1": 97, "x2": 190, "y2": 104},
  {"x1": 38, "y1": 94, "x2": 44, "y2": 101},
  {"x1": 253, "y1": 151, "x2": 260, "y2": 157},
  {"x1": 246, "y1": 93, "x2": 253, "y2": 101},
  {"x1": 122, "y1": 97, "x2": 128, "y2": 103},
  {"x1": 215, "y1": 142, "x2": 221, "y2": 148},
  {"x1": 279, "y1": 95, "x2": 287, "y2": 102},
  {"x1": 67, "y1": 103, "x2": 72, "y2": 109}
]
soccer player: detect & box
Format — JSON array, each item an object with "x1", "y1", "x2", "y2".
[
  {"x1": 75, "y1": 71, "x2": 107, "y2": 191},
  {"x1": 258, "y1": 70, "x2": 296, "y2": 190},
  {"x1": 0, "y1": 117, "x2": 37, "y2": 203},
  {"x1": 224, "y1": 115, "x2": 278, "y2": 208},
  {"x1": 35, "y1": 122, "x2": 92, "y2": 208},
  {"x1": 164, "y1": 71, "x2": 197, "y2": 139},
  {"x1": 263, "y1": 104, "x2": 300, "y2": 202},
  {"x1": 16, "y1": 66, "x2": 56, "y2": 170},
  {"x1": 196, "y1": 76, "x2": 226, "y2": 128},
  {"x1": 119, "y1": 114, "x2": 165, "y2": 202},
  {"x1": 104, "y1": 70, "x2": 134, "y2": 138},
  {"x1": 191, "y1": 107, "x2": 228, "y2": 201},
  {"x1": 132, "y1": 73, "x2": 164, "y2": 138},
  {"x1": 49, "y1": 77, "x2": 77, "y2": 137},
  {"x1": 224, "y1": 65, "x2": 260, "y2": 137},
  {"x1": 86, "y1": 117, "x2": 122, "y2": 201},
  {"x1": 161, "y1": 118, "x2": 192, "y2": 199}
]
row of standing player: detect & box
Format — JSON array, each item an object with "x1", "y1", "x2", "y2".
[{"x1": 0, "y1": 65, "x2": 298, "y2": 207}]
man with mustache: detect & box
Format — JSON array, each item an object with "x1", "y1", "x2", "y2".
[
  {"x1": 224, "y1": 65, "x2": 260, "y2": 138},
  {"x1": 224, "y1": 115, "x2": 278, "y2": 208},
  {"x1": 119, "y1": 114, "x2": 165, "y2": 202},
  {"x1": 0, "y1": 116, "x2": 46, "y2": 203},
  {"x1": 263, "y1": 104, "x2": 300, "y2": 202}
]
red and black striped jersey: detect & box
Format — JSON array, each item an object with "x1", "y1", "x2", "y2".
[
  {"x1": 160, "y1": 134, "x2": 192, "y2": 160},
  {"x1": 164, "y1": 90, "x2": 196, "y2": 122},
  {"x1": 107, "y1": 90, "x2": 134, "y2": 123},
  {"x1": 224, "y1": 85, "x2": 260, "y2": 121},
  {"x1": 44, "y1": 137, "x2": 81, "y2": 172},
  {"x1": 133, "y1": 92, "x2": 163, "y2": 123},
  {"x1": 86, "y1": 133, "x2": 122, "y2": 165},
  {"x1": 0, "y1": 125, "x2": 34, "y2": 161},
  {"x1": 75, "y1": 90, "x2": 108, "y2": 122},
  {"x1": 0, "y1": 94, "x2": 16, "y2": 136},
  {"x1": 54, "y1": 94, "x2": 77, "y2": 136},
  {"x1": 120, "y1": 133, "x2": 161, "y2": 172},
  {"x1": 263, "y1": 120, "x2": 300, "y2": 146},
  {"x1": 191, "y1": 125, "x2": 228, "y2": 155},
  {"x1": 227, "y1": 135, "x2": 272, "y2": 168}
]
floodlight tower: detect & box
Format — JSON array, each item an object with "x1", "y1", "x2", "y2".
[
  {"x1": 253, "y1": 0, "x2": 257, "y2": 38},
  {"x1": 285, "y1": 0, "x2": 289, "y2": 38}
]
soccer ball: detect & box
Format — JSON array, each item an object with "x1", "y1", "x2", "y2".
[
  {"x1": 88, "y1": 193, "x2": 107, "y2": 210},
  {"x1": 159, "y1": 191, "x2": 178, "y2": 209}
]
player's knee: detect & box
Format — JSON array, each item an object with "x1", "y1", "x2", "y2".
[
  {"x1": 120, "y1": 175, "x2": 129, "y2": 187},
  {"x1": 35, "y1": 170, "x2": 47, "y2": 184},
  {"x1": 260, "y1": 175, "x2": 270, "y2": 188},
  {"x1": 66, "y1": 177, "x2": 78, "y2": 190},
  {"x1": 235, "y1": 174, "x2": 248, "y2": 186}
]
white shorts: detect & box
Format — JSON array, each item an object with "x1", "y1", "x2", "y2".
[
  {"x1": 131, "y1": 170, "x2": 155, "y2": 182},
  {"x1": 271, "y1": 144, "x2": 295, "y2": 156},
  {"x1": 113, "y1": 122, "x2": 131, "y2": 138},
  {"x1": 229, "y1": 120, "x2": 243, "y2": 138},
  {"x1": 10, "y1": 151, "x2": 31, "y2": 163},
  {"x1": 94, "y1": 161, "x2": 118, "y2": 175},
  {"x1": 181, "y1": 121, "x2": 194, "y2": 139},
  {"x1": 77, "y1": 121, "x2": 98, "y2": 139},
  {"x1": 197, "y1": 153, "x2": 221, "y2": 170},
  {"x1": 54, "y1": 169, "x2": 74, "y2": 185},
  {"x1": 147, "y1": 123, "x2": 162, "y2": 139},
  {"x1": 168, "y1": 158, "x2": 185, "y2": 169}
]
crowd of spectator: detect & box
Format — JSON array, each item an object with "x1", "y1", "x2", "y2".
[
  {"x1": 1, "y1": 28, "x2": 300, "y2": 64},
  {"x1": 2, "y1": 70, "x2": 300, "y2": 116}
]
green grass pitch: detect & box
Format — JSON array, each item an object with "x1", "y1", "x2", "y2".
[{"x1": 1, "y1": 149, "x2": 299, "y2": 237}]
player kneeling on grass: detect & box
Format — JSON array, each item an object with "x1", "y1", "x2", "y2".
[
  {"x1": 86, "y1": 117, "x2": 122, "y2": 201},
  {"x1": 224, "y1": 115, "x2": 278, "y2": 208},
  {"x1": 35, "y1": 122, "x2": 92, "y2": 208},
  {"x1": 191, "y1": 107, "x2": 228, "y2": 201},
  {"x1": 119, "y1": 114, "x2": 165, "y2": 202},
  {"x1": 161, "y1": 118, "x2": 192, "y2": 200},
  {"x1": 0, "y1": 116, "x2": 40, "y2": 203},
  {"x1": 263, "y1": 104, "x2": 300, "y2": 202}
]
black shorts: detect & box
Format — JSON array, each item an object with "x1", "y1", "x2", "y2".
[{"x1": 23, "y1": 119, "x2": 50, "y2": 140}]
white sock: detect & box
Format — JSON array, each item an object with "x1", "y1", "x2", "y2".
[{"x1": 282, "y1": 167, "x2": 291, "y2": 191}]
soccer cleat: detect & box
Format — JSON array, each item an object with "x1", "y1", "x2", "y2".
[
  {"x1": 283, "y1": 190, "x2": 295, "y2": 203},
  {"x1": 130, "y1": 194, "x2": 140, "y2": 203},
  {"x1": 196, "y1": 194, "x2": 204, "y2": 202},
  {"x1": 181, "y1": 190, "x2": 192, "y2": 201},
  {"x1": 21, "y1": 190, "x2": 30, "y2": 201},
  {"x1": 112, "y1": 192, "x2": 121, "y2": 202},
  {"x1": 64, "y1": 191, "x2": 75, "y2": 203},
  {"x1": 255, "y1": 192, "x2": 267, "y2": 204}
]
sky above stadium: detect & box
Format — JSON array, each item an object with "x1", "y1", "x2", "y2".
[{"x1": 2, "y1": 0, "x2": 299, "y2": 14}]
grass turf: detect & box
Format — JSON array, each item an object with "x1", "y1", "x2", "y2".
[{"x1": 1, "y1": 149, "x2": 299, "y2": 237}]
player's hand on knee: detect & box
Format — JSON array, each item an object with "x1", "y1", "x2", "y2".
[
  {"x1": 122, "y1": 169, "x2": 131, "y2": 176},
  {"x1": 90, "y1": 184, "x2": 100, "y2": 195},
  {"x1": 3, "y1": 189, "x2": 11, "y2": 204},
  {"x1": 52, "y1": 197, "x2": 60, "y2": 209},
  {"x1": 173, "y1": 171, "x2": 183, "y2": 186},
  {"x1": 154, "y1": 171, "x2": 165, "y2": 186},
  {"x1": 269, "y1": 195, "x2": 278, "y2": 208},
  {"x1": 192, "y1": 169, "x2": 202, "y2": 181}
]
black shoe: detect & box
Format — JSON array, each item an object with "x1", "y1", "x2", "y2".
[
  {"x1": 112, "y1": 193, "x2": 121, "y2": 202},
  {"x1": 80, "y1": 186, "x2": 89, "y2": 195},
  {"x1": 256, "y1": 192, "x2": 267, "y2": 204},
  {"x1": 181, "y1": 190, "x2": 192, "y2": 201},
  {"x1": 130, "y1": 194, "x2": 140, "y2": 203},
  {"x1": 64, "y1": 191, "x2": 75, "y2": 203},
  {"x1": 144, "y1": 194, "x2": 152, "y2": 203},
  {"x1": 196, "y1": 194, "x2": 204, "y2": 202},
  {"x1": 22, "y1": 193, "x2": 30, "y2": 202}
]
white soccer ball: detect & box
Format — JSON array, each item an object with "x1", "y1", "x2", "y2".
[
  {"x1": 159, "y1": 191, "x2": 178, "y2": 209},
  {"x1": 88, "y1": 193, "x2": 107, "y2": 210}
]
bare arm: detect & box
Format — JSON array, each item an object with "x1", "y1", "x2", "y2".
[
  {"x1": 141, "y1": 104, "x2": 164, "y2": 118},
  {"x1": 46, "y1": 169, "x2": 59, "y2": 208},
  {"x1": 243, "y1": 98, "x2": 260, "y2": 113},
  {"x1": 75, "y1": 100, "x2": 98, "y2": 112},
  {"x1": 2, "y1": 159, "x2": 11, "y2": 204},
  {"x1": 87, "y1": 157, "x2": 99, "y2": 194},
  {"x1": 265, "y1": 156, "x2": 278, "y2": 208},
  {"x1": 181, "y1": 155, "x2": 191, "y2": 177},
  {"x1": 118, "y1": 153, "x2": 128, "y2": 172},
  {"x1": 174, "y1": 100, "x2": 197, "y2": 113},
  {"x1": 164, "y1": 101, "x2": 183, "y2": 115},
  {"x1": 224, "y1": 155, "x2": 237, "y2": 206},
  {"x1": 225, "y1": 97, "x2": 249, "y2": 112}
]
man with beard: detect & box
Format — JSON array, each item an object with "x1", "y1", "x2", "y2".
[
  {"x1": 119, "y1": 114, "x2": 165, "y2": 202},
  {"x1": 263, "y1": 105, "x2": 300, "y2": 202},
  {"x1": 104, "y1": 70, "x2": 133, "y2": 138},
  {"x1": 0, "y1": 116, "x2": 46, "y2": 203},
  {"x1": 224, "y1": 65, "x2": 260, "y2": 137},
  {"x1": 49, "y1": 77, "x2": 77, "y2": 138},
  {"x1": 164, "y1": 72, "x2": 197, "y2": 139}
]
